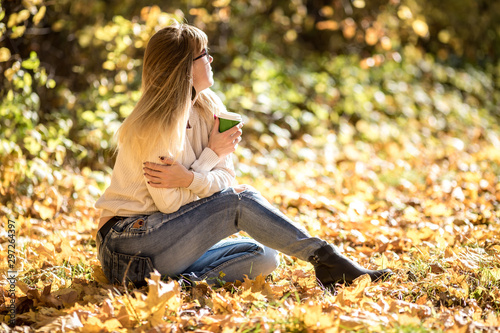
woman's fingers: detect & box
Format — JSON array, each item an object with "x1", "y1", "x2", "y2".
[
  {"x1": 143, "y1": 161, "x2": 174, "y2": 171},
  {"x1": 143, "y1": 162, "x2": 161, "y2": 170},
  {"x1": 207, "y1": 117, "x2": 243, "y2": 158},
  {"x1": 143, "y1": 166, "x2": 164, "y2": 176},
  {"x1": 159, "y1": 156, "x2": 176, "y2": 165},
  {"x1": 211, "y1": 117, "x2": 220, "y2": 135},
  {"x1": 143, "y1": 162, "x2": 172, "y2": 183},
  {"x1": 143, "y1": 169, "x2": 161, "y2": 180},
  {"x1": 143, "y1": 159, "x2": 192, "y2": 188},
  {"x1": 226, "y1": 123, "x2": 243, "y2": 137},
  {"x1": 143, "y1": 157, "x2": 175, "y2": 169},
  {"x1": 147, "y1": 181, "x2": 162, "y2": 188}
]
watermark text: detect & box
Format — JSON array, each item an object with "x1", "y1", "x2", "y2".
[{"x1": 6, "y1": 219, "x2": 17, "y2": 326}]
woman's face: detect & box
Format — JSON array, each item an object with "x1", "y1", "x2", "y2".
[{"x1": 192, "y1": 48, "x2": 214, "y2": 94}]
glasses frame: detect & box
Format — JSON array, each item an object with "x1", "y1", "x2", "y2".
[{"x1": 194, "y1": 48, "x2": 209, "y2": 61}]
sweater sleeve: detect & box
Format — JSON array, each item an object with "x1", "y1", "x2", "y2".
[
  {"x1": 187, "y1": 153, "x2": 236, "y2": 198},
  {"x1": 143, "y1": 147, "x2": 198, "y2": 214},
  {"x1": 189, "y1": 147, "x2": 220, "y2": 172},
  {"x1": 185, "y1": 108, "x2": 236, "y2": 198},
  {"x1": 145, "y1": 185, "x2": 196, "y2": 214}
]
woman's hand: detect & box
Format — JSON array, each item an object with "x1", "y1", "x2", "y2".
[
  {"x1": 207, "y1": 117, "x2": 243, "y2": 159},
  {"x1": 143, "y1": 158, "x2": 194, "y2": 188}
]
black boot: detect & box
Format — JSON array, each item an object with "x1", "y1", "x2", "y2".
[{"x1": 309, "y1": 244, "x2": 392, "y2": 286}]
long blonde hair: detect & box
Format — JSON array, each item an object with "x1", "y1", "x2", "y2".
[{"x1": 117, "y1": 22, "x2": 225, "y2": 160}]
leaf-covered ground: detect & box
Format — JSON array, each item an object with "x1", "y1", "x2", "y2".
[
  {"x1": 1, "y1": 117, "x2": 500, "y2": 332},
  {"x1": 1, "y1": 1, "x2": 500, "y2": 331}
]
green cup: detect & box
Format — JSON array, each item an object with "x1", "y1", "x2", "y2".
[{"x1": 218, "y1": 110, "x2": 242, "y2": 132}]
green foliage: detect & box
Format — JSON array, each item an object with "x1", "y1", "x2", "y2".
[
  {"x1": 1, "y1": 0, "x2": 499, "y2": 167},
  {"x1": 1, "y1": 3, "x2": 500, "y2": 331},
  {"x1": 0, "y1": 0, "x2": 499, "y2": 211}
]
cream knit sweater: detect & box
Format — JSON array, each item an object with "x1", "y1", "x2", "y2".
[{"x1": 95, "y1": 108, "x2": 236, "y2": 221}]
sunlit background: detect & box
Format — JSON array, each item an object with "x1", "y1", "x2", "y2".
[{"x1": 1, "y1": 1, "x2": 500, "y2": 331}]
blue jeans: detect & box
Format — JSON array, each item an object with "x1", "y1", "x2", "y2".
[{"x1": 97, "y1": 186, "x2": 327, "y2": 286}]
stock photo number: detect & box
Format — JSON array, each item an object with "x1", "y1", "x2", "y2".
[{"x1": 6, "y1": 219, "x2": 17, "y2": 325}]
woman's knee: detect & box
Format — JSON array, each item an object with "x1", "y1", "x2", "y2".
[
  {"x1": 232, "y1": 184, "x2": 259, "y2": 194},
  {"x1": 250, "y1": 246, "x2": 280, "y2": 278}
]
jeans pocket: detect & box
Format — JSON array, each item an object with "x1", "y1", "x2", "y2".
[{"x1": 111, "y1": 252, "x2": 155, "y2": 286}]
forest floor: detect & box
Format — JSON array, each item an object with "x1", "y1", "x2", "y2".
[{"x1": 1, "y1": 121, "x2": 500, "y2": 332}]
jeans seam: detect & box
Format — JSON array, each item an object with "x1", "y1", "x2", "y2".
[{"x1": 198, "y1": 250, "x2": 259, "y2": 281}]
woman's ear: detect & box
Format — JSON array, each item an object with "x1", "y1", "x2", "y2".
[{"x1": 191, "y1": 86, "x2": 197, "y2": 101}]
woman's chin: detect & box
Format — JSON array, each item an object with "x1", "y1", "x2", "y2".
[{"x1": 197, "y1": 83, "x2": 213, "y2": 93}]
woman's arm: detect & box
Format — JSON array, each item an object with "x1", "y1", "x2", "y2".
[
  {"x1": 146, "y1": 185, "x2": 196, "y2": 214},
  {"x1": 186, "y1": 116, "x2": 240, "y2": 197},
  {"x1": 141, "y1": 153, "x2": 196, "y2": 213},
  {"x1": 143, "y1": 117, "x2": 240, "y2": 197},
  {"x1": 143, "y1": 153, "x2": 235, "y2": 198},
  {"x1": 187, "y1": 154, "x2": 235, "y2": 197}
]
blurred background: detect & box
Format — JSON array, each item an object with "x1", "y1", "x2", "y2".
[
  {"x1": 2, "y1": 3, "x2": 500, "y2": 328},
  {"x1": 1, "y1": 0, "x2": 500, "y2": 208}
]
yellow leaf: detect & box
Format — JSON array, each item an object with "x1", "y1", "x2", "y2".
[
  {"x1": 81, "y1": 315, "x2": 106, "y2": 331},
  {"x1": 485, "y1": 312, "x2": 500, "y2": 326},
  {"x1": 403, "y1": 206, "x2": 420, "y2": 222},
  {"x1": 390, "y1": 299, "x2": 432, "y2": 317},
  {"x1": 336, "y1": 274, "x2": 371, "y2": 305},
  {"x1": 380, "y1": 36, "x2": 392, "y2": 50},
  {"x1": 415, "y1": 294, "x2": 427, "y2": 305},
  {"x1": 365, "y1": 27, "x2": 378, "y2": 45},
  {"x1": 102, "y1": 318, "x2": 123, "y2": 331},
  {"x1": 34, "y1": 242, "x2": 56, "y2": 258},
  {"x1": 316, "y1": 20, "x2": 339, "y2": 31},
  {"x1": 16, "y1": 9, "x2": 31, "y2": 24},
  {"x1": 412, "y1": 19, "x2": 429, "y2": 37},
  {"x1": 482, "y1": 268, "x2": 500, "y2": 283},
  {"x1": 240, "y1": 289, "x2": 267, "y2": 302},
  {"x1": 342, "y1": 18, "x2": 356, "y2": 39},
  {"x1": 0, "y1": 47, "x2": 11, "y2": 62},
  {"x1": 397, "y1": 6, "x2": 413, "y2": 19},
  {"x1": 11, "y1": 25, "x2": 26, "y2": 38},
  {"x1": 373, "y1": 253, "x2": 389, "y2": 269},
  {"x1": 16, "y1": 280, "x2": 30, "y2": 296},
  {"x1": 213, "y1": 0, "x2": 230, "y2": 7},
  {"x1": 338, "y1": 315, "x2": 369, "y2": 330},
  {"x1": 92, "y1": 264, "x2": 110, "y2": 285},
  {"x1": 212, "y1": 292, "x2": 234, "y2": 314},
  {"x1": 397, "y1": 313, "x2": 423, "y2": 326},
  {"x1": 240, "y1": 274, "x2": 275, "y2": 301},
  {"x1": 133, "y1": 271, "x2": 181, "y2": 327},
  {"x1": 33, "y1": 6, "x2": 46, "y2": 25},
  {"x1": 103, "y1": 60, "x2": 115, "y2": 71},
  {"x1": 425, "y1": 203, "x2": 452, "y2": 217},
  {"x1": 38, "y1": 311, "x2": 84, "y2": 331},
  {"x1": 489, "y1": 245, "x2": 500, "y2": 253},
  {"x1": 33, "y1": 201, "x2": 55, "y2": 220},
  {"x1": 7, "y1": 13, "x2": 18, "y2": 28}
]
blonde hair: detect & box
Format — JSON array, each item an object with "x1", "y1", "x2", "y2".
[{"x1": 117, "y1": 22, "x2": 225, "y2": 160}]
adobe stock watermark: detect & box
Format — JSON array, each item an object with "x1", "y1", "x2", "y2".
[{"x1": 6, "y1": 219, "x2": 17, "y2": 326}]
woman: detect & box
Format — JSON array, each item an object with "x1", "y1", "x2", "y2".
[{"x1": 95, "y1": 22, "x2": 392, "y2": 288}]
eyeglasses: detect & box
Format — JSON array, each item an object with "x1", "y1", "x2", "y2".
[{"x1": 194, "y1": 48, "x2": 210, "y2": 61}]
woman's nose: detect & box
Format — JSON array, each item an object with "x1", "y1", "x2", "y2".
[{"x1": 209, "y1": 55, "x2": 213, "y2": 63}]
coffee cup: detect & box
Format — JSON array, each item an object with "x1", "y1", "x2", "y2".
[{"x1": 218, "y1": 110, "x2": 242, "y2": 132}]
